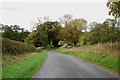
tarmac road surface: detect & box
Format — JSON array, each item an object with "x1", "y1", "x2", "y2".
[{"x1": 32, "y1": 50, "x2": 118, "y2": 78}]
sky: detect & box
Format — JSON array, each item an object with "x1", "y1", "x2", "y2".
[{"x1": 0, "y1": 1, "x2": 114, "y2": 31}]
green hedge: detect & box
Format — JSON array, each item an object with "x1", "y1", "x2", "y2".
[{"x1": 2, "y1": 38, "x2": 37, "y2": 54}]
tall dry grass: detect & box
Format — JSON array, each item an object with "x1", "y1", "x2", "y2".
[{"x1": 65, "y1": 42, "x2": 119, "y2": 57}]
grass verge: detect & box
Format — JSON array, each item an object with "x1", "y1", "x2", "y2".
[
  {"x1": 56, "y1": 48, "x2": 118, "y2": 73},
  {"x1": 2, "y1": 50, "x2": 47, "y2": 79}
]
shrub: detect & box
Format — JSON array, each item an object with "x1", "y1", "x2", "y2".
[{"x1": 2, "y1": 38, "x2": 37, "y2": 55}]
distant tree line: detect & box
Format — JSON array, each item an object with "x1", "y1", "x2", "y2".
[
  {"x1": 26, "y1": 15, "x2": 120, "y2": 48},
  {"x1": 1, "y1": 24, "x2": 29, "y2": 42},
  {"x1": 85, "y1": 19, "x2": 120, "y2": 44},
  {"x1": 1, "y1": 16, "x2": 120, "y2": 48}
]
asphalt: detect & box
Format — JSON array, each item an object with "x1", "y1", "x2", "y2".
[{"x1": 32, "y1": 50, "x2": 118, "y2": 78}]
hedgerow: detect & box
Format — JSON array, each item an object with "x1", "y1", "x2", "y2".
[{"x1": 2, "y1": 38, "x2": 38, "y2": 54}]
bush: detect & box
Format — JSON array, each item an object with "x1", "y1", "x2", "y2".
[
  {"x1": 2, "y1": 38, "x2": 37, "y2": 55},
  {"x1": 58, "y1": 41, "x2": 64, "y2": 46}
]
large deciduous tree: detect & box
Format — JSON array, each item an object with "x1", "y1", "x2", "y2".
[
  {"x1": 28, "y1": 21, "x2": 61, "y2": 47},
  {"x1": 60, "y1": 18, "x2": 87, "y2": 45},
  {"x1": 107, "y1": 1, "x2": 120, "y2": 18}
]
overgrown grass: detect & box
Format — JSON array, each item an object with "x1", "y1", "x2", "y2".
[
  {"x1": 2, "y1": 50, "x2": 47, "y2": 79},
  {"x1": 56, "y1": 48, "x2": 119, "y2": 73},
  {"x1": 66, "y1": 42, "x2": 119, "y2": 57}
]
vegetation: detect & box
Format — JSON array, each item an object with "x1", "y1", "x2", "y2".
[
  {"x1": 1, "y1": 1, "x2": 119, "y2": 48},
  {"x1": 59, "y1": 18, "x2": 87, "y2": 46},
  {"x1": 2, "y1": 50, "x2": 47, "y2": 79},
  {"x1": 57, "y1": 49, "x2": 118, "y2": 73},
  {"x1": 1, "y1": 16, "x2": 120, "y2": 48},
  {"x1": 1, "y1": 1, "x2": 120, "y2": 78},
  {"x1": 59, "y1": 14, "x2": 72, "y2": 25},
  {"x1": 27, "y1": 21, "x2": 61, "y2": 47},
  {"x1": 26, "y1": 16, "x2": 119, "y2": 48},
  {"x1": 107, "y1": 1, "x2": 120, "y2": 18},
  {"x1": 2, "y1": 38, "x2": 39, "y2": 55},
  {"x1": 85, "y1": 19, "x2": 120, "y2": 44},
  {"x1": 56, "y1": 42, "x2": 119, "y2": 72},
  {"x1": 2, "y1": 24, "x2": 29, "y2": 42}
]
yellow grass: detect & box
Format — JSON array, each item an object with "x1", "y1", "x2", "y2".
[{"x1": 65, "y1": 42, "x2": 119, "y2": 57}]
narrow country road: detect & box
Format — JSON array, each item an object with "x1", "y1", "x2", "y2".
[{"x1": 32, "y1": 50, "x2": 118, "y2": 78}]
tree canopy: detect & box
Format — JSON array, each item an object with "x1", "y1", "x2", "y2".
[
  {"x1": 85, "y1": 19, "x2": 120, "y2": 44},
  {"x1": 107, "y1": 1, "x2": 120, "y2": 18},
  {"x1": 27, "y1": 21, "x2": 61, "y2": 47},
  {"x1": 59, "y1": 18, "x2": 87, "y2": 45},
  {"x1": 2, "y1": 24, "x2": 29, "y2": 42}
]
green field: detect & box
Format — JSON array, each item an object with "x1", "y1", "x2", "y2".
[
  {"x1": 56, "y1": 48, "x2": 118, "y2": 73},
  {"x1": 2, "y1": 50, "x2": 47, "y2": 79}
]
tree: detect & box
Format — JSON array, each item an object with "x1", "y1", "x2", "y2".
[
  {"x1": 107, "y1": 1, "x2": 120, "y2": 18},
  {"x1": 68, "y1": 18, "x2": 87, "y2": 31},
  {"x1": 89, "y1": 22, "x2": 98, "y2": 31},
  {"x1": 107, "y1": 1, "x2": 120, "y2": 33},
  {"x1": 59, "y1": 14, "x2": 72, "y2": 25},
  {"x1": 90, "y1": 23, "x2": 109, "y2": 43},
  {"x1": 60, "y1": 18, "x2": 87, "y2": 45},
  {"x1": 87, "y1": 19, "x2": 120, "y2": 44},
  {"x1": 104, "y1": 18, "x2": 117, "y2": 27},
  {"x1": 28, "y1": 21, "x2": 62, "y2": 47},
  {"x1": 2, "y1": 24, "x2": 29, "y2": 42}
]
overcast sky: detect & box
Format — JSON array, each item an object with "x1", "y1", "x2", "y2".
[{"x1": 0, "y1": 1, "x2": 114, "y2": 31}]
